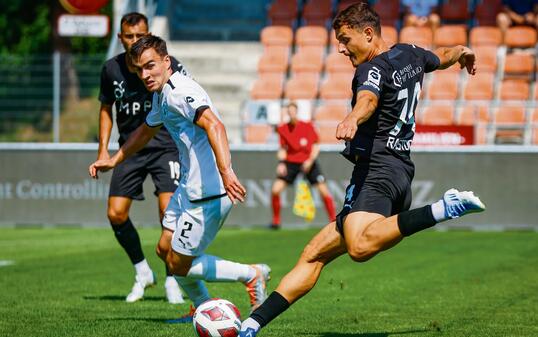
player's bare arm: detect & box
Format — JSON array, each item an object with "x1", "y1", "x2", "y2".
[
  {"x1": 434, "y1": 45, "x2": 476, "y2": 75},
  {"x1": 195, "y1": 107, "x2": 246, "y2": 204},
  {"x1": 276, "y1": 148, "x2": 287, "y2": 176},
  {"x1": 89, "y1": 123, "x2": 160, "y2": 179},
  {"x1": 97, "y1": 103, "x2": 113, "y2": 160},
  {"x1": 336, "y1": 90, "x2": 378, "y2": 141}
]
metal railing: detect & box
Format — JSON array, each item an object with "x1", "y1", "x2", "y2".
[{"x1": 0, "y1": 53, "x2": 105, "y2": 142}]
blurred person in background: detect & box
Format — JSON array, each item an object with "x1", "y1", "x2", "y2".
[
  {"x1": 270, "y1": 101, "x2": 336, "y2": 230},
  {"x1": 497, "y1": 0, "x2": 538, "y2": 34},
  {"x1": 97, "y1": 12, "x2": 189, "y2": 304},
  {"x1": 402, "y1": 0, "x2": 440, "y2": 32}
]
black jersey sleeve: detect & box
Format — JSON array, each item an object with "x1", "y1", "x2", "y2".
[
  {"x1": 415, "y1": 45, "x2": 441, "y2": 73},
  {"x1": 354, "y1": 62, "x2": 386, "y2": 98},
  {"x1": 98, "y1": 63, "x2": 115, "y2": 105}
]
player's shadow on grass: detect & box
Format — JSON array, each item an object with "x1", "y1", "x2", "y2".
[
  {"x1": 83, "y1": 295, "x2": 166, "y2": 302},
  {"x1": 316, "y1": 329, "x2": 429, "y2": 337}
]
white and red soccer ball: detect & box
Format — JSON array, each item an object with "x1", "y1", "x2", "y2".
[{"x1": 192, "y1": 298, "x2": 241, "y2": 337}]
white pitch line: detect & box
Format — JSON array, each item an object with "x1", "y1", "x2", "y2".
[{"x1": 0, "y1": 260, "x2": 15, "y2": 267}]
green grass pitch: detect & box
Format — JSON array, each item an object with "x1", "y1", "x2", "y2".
[{"x1": 0, "y1": 227, "x2": 537, "y2": 337}]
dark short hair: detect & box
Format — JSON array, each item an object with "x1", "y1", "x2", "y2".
[
  {"x1": 332, "y1": 2, "x2": 381, "y2": 36},
  {"x1": 120, "y1": 12, "x2": 148, "y2": 28},
  {"x1": 130, "y1": 35, "x2": 168, "y2": 61},
  {"x1": 287, "y1": 101, "x2": 298, "y2": 109}
]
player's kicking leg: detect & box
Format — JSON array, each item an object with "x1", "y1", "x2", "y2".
[{"x1": 239, "y1": 188, "x2": 485, "y2": 336}]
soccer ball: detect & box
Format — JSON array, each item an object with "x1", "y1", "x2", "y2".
[{"x1": 192, "y1": 298, "x2": 241, "y2": 337}]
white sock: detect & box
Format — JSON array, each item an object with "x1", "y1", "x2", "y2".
[
  {"x1": 134, "y1": 259, "x2": 152, "y2": 275},
  {"x1": 165, "y1": 276, "x2": 178, "y2": 287},
  {"x1": 431, "y1": 199, "x2": 447, "y2": 222},
  {"x1": 241, "y1": 317, "x2": 261, "y2": 332},
  {"x1": 187, "y1": 254, "x2": 256, "y2": 283},
  {"x1": 174, "y1": 276, "x2": 210, "y2": 307}
]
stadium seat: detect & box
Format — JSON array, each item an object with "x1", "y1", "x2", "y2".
[
  {"x1": 463, "y1": 73, "x2": 495, "y2": 100},
  {"x1": 268, "y1": 0, "x2": 298, "y2": 27},
  {"x1": 243, "y1": 124, "x2": 274, "y2": 143},
  {"x1": 474, "y1": 0, "x2": 503, "y2": 26},
  {"x1": 257, "y1": 46, "x2": 289, "y2": 74},
  {"x1": 260, "y1": 26, "x2": 293, "y2": 48},
  {"x1": 505, "y1": 26, "x2": 537, "y2": 49},
  {"x1": 440, "y1": 0, "x2": 470, "y2": 23},
  {"x1": 473, "y1": 46, "x2": 498, "y2": 73},
  {"x1": 499, "y1": 80, "x2": 530, "y2": 101},
  {"x1": 372, "y1": 0, "x2": 400, "y2": 26},
  {"x1": 314, "y1": 103, "x2": 349, "y2": 122},
  {"x1": 399, "y1": 26, "x2": 433, "y2": 49},
  {"x1": 296, "y1": 26, "x2": 329, "y2": 49},
  {"x1": 458, "y1": 104, "x2": 490, "y2": 144},
  {"x1": 434, "y1": 25, "x2": 467, "y2": 47},
  {"x1": 493, "y1": 105, "x2": 527, "y2": 143},
  {"x1": 302, "y1": 0, "x2": 333, "y2": 26},
  {"x1": 284, "y1": 74, "x2": 319, "y2": 100},
  {"x1": 250, "y1": 74, "x2": 284, "y2": 100},
  {"x1": 427, "y1": 72, "x2": 459, "y2": 100},
  {"x1": 420, "y1": 104, "x2": 455, "y2": 125},
  {"x1": 290, "y1": 48, "x2": 324, "y2": 76},
  {"x1": 325, "y1": 51, "x2": 354, "y2": 75},
  {"x1": 381, "y1": 25, "x2": 398, "y2": 46},
  {"x1": 469, "y1": 27, "x2": 502, "y2": 47},
  {"x1": 319, "y1": 73, "x2": 353, "y2": 100},
  {"x1": 503, "y1": 52, "x2": 535, "y2": 81},
  {"x1": 337, "y1": 0, "x2": 368, "y2": 13}
]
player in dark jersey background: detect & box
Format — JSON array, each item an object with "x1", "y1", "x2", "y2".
[
  {"x1": 97, "y1": 12, "x2": 187, "y2": 304},
  {"x1": 239, "y1": 3, "x2": 485, "y2": 336}
]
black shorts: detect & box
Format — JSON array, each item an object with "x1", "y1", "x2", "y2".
[
  {"x1": 335, "y1": 163, "x2": 413, "y2": 236},
  {"x1": 277, "y1": 160, "x2": 326, "y2": 185},
  {"x1": 109, "y1": 147, "x2": 179, "y2": 200}
]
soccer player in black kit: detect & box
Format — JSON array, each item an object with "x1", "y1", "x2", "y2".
[
  {"x1": 97, "y1": 12, "x2": 189, "y2": 303},
  {"x1": 239, "y1": 3, "x2": 486, "y2": 336}
]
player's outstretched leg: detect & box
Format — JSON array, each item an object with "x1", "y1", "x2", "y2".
[
  {"x1": 239, "y1": 188, "x2": 485, "y2": 336},
  {"x1": 240, "y1": 222, "x2": 346, "y2": 337},
  {"x1": 167, "y1": 251, "x2": 271, "y2": 313},
  {"x1": 344, "y1": 188, "x2": 486, "y2": 263}
]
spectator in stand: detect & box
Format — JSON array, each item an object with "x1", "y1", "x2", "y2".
[
  {"x1": 270, "y1": 102, "x2": 336, "y2": 230},
  {"x1": 402, "y1": 0, "x2": 440, "y2": 32},
  {"x1": 497, "y1": 0, "x2": 538, "y2": 35}
]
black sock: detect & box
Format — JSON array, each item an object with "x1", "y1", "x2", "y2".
[
  {"x1": 251, "y1": 291, "x2": 290, "y2": 328},
  {"x1": 112, "y1": 218, "x2": 145, "y2": 264},
  {"x1": 397, "y1": 205, "x2": 437, "y2": 237}
]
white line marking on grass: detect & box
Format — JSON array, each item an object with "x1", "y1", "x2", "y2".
[{"x1": 0, "y1": 260, "x2": 15, "y2": 267}]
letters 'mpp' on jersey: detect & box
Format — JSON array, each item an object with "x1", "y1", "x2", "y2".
[{"x1": 146, "y1": 72, "x2": 225, "y2": 201}]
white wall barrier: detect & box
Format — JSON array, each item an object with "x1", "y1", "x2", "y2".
[{"x1": 0, "y1": 143, "x2": 537, "y2": 230}]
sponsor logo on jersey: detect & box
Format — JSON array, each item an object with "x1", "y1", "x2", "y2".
[
  {"x1": 364, "y1": 66, "x2": 381, "y2": 90},
  {"x1": 185, "y1": 96, "x2": 195, "y2": 104},
  {"x1": 386, "y1": 136, "x2": 412, "y2": 151}
]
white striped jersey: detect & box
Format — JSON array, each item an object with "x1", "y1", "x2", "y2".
[{"x1": 146, "y1": 71, "x2": 226, "y2": 201}]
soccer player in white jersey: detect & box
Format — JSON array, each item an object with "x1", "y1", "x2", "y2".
[{"x1": 89, "y1": 35, "x2": 270, "y2": 319}]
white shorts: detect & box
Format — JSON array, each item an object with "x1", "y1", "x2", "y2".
[{"x1": 163, "y1": 189, "x2": 232, "y2": 256}]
